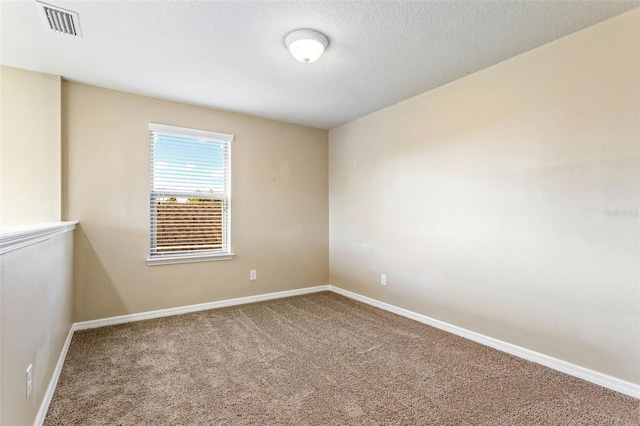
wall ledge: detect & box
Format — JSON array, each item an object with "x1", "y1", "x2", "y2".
[{"x1": 0, "y1": 221, "x2": 78, "y2": 255}]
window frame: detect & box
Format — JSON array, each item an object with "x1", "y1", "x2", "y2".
[{"x1": 146, "y1": 123, "x2": 234, "y2": 266}]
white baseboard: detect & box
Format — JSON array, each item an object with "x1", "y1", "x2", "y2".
[
  {"x1": 328, "y1": 285, "x2": 640, "y2": 399},
  {"x1": 35, "y1": 285, "x2": 331, "y2": 424},
  {"x1": 34, "y1": 326, "x2": 74, "y2": 426},
  {"x1": 36, "y1": 282, "x2": 638, "y2": 426},
  {"x1": 73, "y1": 285, "x2": 330, "y2": 330}
]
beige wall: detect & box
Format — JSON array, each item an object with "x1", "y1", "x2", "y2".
[
  {"x1": 0, "y1": 67, "x2": 70, "y2": 425},
  {"x1": 0, "y1": 65, "x2": 61, "y2": 227},
  {"x1": 0, "y1": 230, "x2": 74, "y2": 426},
  {"x1": 329, "y1": 9, "x2": 639, "y2": 384},
  {"x1": 63, "y1": 83, "x2": 329, "y2": 321}
]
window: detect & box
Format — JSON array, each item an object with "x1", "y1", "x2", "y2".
[{"x1": 147, "y1": 123, "x2": 233, "y2": 266}]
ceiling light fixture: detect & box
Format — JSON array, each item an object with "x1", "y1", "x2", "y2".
[{"x1": 284, "y1": 29, "x2": 328, "y2": 63}]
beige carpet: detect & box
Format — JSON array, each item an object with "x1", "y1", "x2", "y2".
[{"x1": 45, "y1": 292, "x2": 638, "y2": 425}]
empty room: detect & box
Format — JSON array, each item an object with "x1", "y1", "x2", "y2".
[{"x1": 1, "y1": 1, "x2": 639, "y2": 424}]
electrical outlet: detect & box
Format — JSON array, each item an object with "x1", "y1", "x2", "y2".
[
  {"x1": 381, "y1": 274, "x2": 387, "y2": 286},
  {"x1": 250, "y1": 270, "x2": 257, "y2": 281},
  {"x1": 26, "y1": 364, "x2": 33, "y2": 398}
]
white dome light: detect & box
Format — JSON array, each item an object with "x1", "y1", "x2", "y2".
[{"x1": 284, "y1": 29, "x2": 328, "y2": 63}]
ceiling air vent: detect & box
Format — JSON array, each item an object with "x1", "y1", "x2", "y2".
[{"x1": 36, "y1": 1, "x2": 82, "y2": 37}]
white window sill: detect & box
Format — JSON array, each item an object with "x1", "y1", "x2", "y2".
[{"x1": 146, "y1": 253, "x2": 234, "y2": 266}]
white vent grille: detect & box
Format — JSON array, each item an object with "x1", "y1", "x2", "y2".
[{"x1": 36, "y1": 1, "x2": 81, "y2": 37}]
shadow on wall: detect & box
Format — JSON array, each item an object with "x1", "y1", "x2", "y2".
[
  {"x1": 329, "y1": 154, "x2": 640, "y2": 383},
  {"x1": 73, "y1": 224, "x2": 126, "y2": 322}
]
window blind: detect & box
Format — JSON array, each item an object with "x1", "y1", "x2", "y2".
[{"x1": 149, "y1": 123, "x2": 233, "y2": 258}]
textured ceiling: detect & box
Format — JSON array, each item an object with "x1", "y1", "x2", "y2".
[{"x1": 1, "y1": 1, "x2": 637, "y2": 129}]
